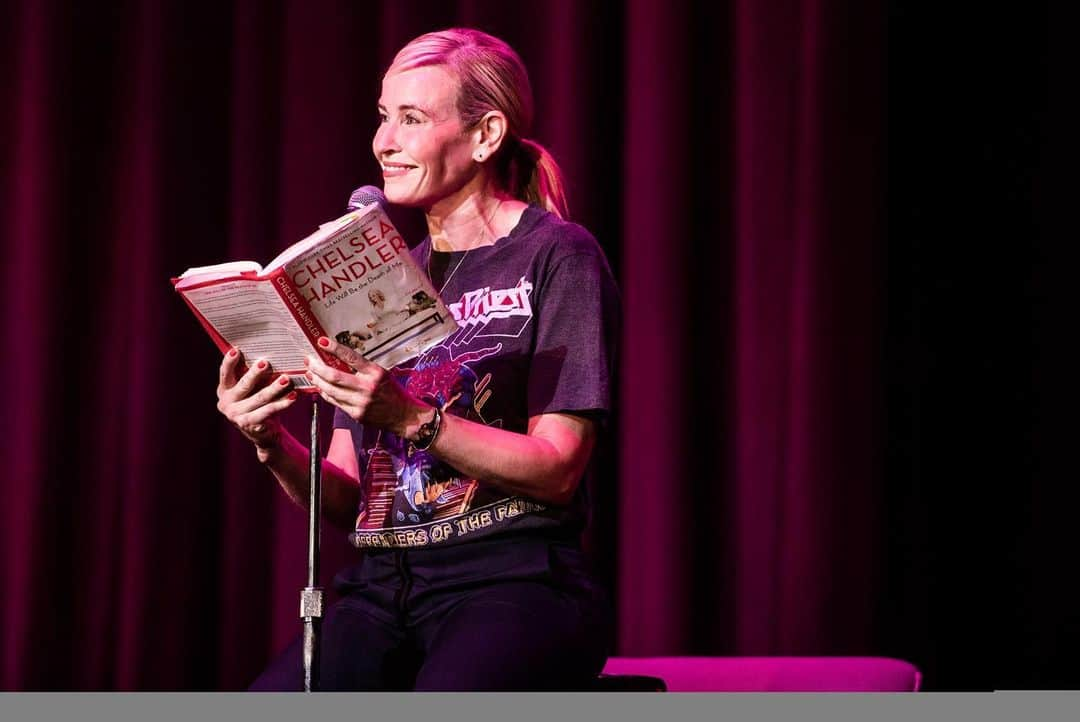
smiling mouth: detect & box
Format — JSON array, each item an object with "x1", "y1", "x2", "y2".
[{"x1": 381, "y1": 163, "x2": 415, "y2": 176}]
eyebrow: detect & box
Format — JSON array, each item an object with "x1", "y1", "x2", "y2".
[{"x1": 377, "y1": 103, "x2": 433, "y2": 115}]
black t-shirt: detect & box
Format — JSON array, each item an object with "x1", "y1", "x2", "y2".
[{"x1": 334, "y1": 205, "x2": 620, "y2": 549}]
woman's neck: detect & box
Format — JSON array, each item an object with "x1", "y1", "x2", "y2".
[{"x1": 426, "y1": 186, "x2": 527, "y2": 252}]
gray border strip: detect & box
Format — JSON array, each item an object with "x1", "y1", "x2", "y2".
[{"x1": 3, "y1": 692, "x2": 1080, "y2": 722}]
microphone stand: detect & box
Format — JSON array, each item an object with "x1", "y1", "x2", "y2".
[{"x1": 300, "y1": 396, "x2": 323, "y2": 692}]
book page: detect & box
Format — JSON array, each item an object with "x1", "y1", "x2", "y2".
[
  {"x1": 173, "y1": 261, "x2": 263, "y2": 288},
  {"x1": 182, "y1": 279, "x2": 314, "y2": 375}
]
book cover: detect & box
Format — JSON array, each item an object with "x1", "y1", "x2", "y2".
[{"x1": 172, "y1": 203, "x2": 458, "y2": 387}]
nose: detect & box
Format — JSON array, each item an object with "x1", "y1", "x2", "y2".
[{"x1": 373, "y1": 119, "x2": 398, "y2": 158}]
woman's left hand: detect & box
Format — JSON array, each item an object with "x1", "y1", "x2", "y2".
[{"x1": 304, "y1": 336, "x2": 427, "y2": 435}]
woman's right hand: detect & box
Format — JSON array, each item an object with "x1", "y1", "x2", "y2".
[{"x1": 215, "y1": 348, "x2": 298, "y2": 459}]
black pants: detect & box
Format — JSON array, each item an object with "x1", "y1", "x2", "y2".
[{"x1": 249, "y1": 535, "x2": 612, "y2": 691}]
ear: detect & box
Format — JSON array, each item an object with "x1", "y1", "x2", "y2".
[{"x1": 471, "y1": 111, "x2": 508, "y2": 163}]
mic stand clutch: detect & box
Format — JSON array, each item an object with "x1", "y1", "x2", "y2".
[{"x1": 300, "y1": 396, "x2": 323, "y2": 692}]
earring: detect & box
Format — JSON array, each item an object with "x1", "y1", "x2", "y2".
[{"x1": 475, "y1": 152, "x2": 485, "y2": 161}]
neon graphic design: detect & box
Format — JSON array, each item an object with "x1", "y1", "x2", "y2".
[{"x1": 356, "y1": 276, "x2": 537, "y2": 535}]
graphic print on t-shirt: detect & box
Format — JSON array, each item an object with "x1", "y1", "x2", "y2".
[{"x1": 352, "y1": 277, "x2": 538, "y2": 545}]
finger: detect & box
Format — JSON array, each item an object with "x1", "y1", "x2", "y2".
[
  {"x1": 218, "y1": 347, "x2": 243, "y2": 390},
  {"x1": 231, "y1": 373, "x2": 293, "y2": 416},
  {"x1": 305, "y1": 365, "x2": 364, "y2": 403},
  {"x1": 257, "y1": 390, "x2": 299, "y2": 418},
  {"x1": 230, "y1": 358, "x2": 273, "y2": 399},
  {"x1": 308, "y1": 376, "x2": 351, "y2": 412},
  {"x1": 307, "y1": 370, "x2": 369, "y2": 420},
  {"x1": 237, "y1": 391, "x2": 299, "y2": 429},
  {"x1": 318, "y1": 336, "x2": 377, "y2": 374},
  {"x1": 306, "y1": 355, "x2": 367, "y2": 390},
  {"x1": 315, "y1": 390, "x2": 362, "y2": 422}
]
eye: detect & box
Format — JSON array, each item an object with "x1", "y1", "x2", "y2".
[
  {"x1": 403, "y1": 113, "x2": 422, "y2": 125},
  {"x1": 377, "y1": 111, "x2": 388, "y2": 123}
]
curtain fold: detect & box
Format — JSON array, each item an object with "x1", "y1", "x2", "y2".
[
  {"x1": 618, "y1": 0, "x2": 694, "y2": 656},
  {"x1": 1, "y1": 0, "x2": 55, "y2": 691},
  {"x1": 731, "y1": 0, "x2": 882, "y2": 655}
]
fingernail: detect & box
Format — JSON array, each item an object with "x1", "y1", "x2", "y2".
[
  {"x1": 256, "y1": 360, "x2": 268, "y2": 370},
  {"x1": 228, "y1": 348, "x2": 239, "y2": 358},
  {"x1": 317, "y1": 337, "x2": 330, "y2": 348},
  {"x1": 287, "y1": 391, "x2": 298, "y2": 400},
  {"x1": 304, "y1": 371, "x2": 313, "y2": 381},
  {"x1": 278, "y1": 375, "x2": 290, "y2": 385},
  {"x1": 303, "y1": 356, "x2": 310, "y2": 367}
]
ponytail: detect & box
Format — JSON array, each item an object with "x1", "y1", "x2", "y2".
[{"x1": 502, "y1": 137, "x2": 569, "y2": 219}]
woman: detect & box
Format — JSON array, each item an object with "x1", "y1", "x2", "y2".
[
  {"x1": 216, "y1": 28, "x2": 620, "y2": 690},
  {"x1": 363, "y1": 288, "x2": 406, "y2": 337}
]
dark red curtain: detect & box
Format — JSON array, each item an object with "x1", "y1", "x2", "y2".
[
  {"x1": 1, "y1": 0, "x2": 1070, "y2": 691},
  {"x1": 618, "y1": 0, "x2": 883, "y2": 657}
]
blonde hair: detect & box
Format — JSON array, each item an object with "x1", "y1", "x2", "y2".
[{"x1": 388, "y1": 28, "x2": 569, "y2": 219}]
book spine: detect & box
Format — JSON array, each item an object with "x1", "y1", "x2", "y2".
[{"x1": 266, "y1": 267, "x2": 352, "y2": 372}]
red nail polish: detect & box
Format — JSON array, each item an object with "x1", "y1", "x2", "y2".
[
  {"x1": 287, "y1": 391, "x2": 298, "y2": 400},
  {"x1": 317, "y1": 337, "x2": 330, "y2": 348},
  {"x1": 278, "y1": 375, "x2": 290, "y2": 385},
  {"x1": 228, "y1": 348, "x2": 239, "y2": 358},
  {"x1": 256, "y1": 360, "x2": 268, "y2": 370},
  {"x1": 304, "y1": 371, "x2": 314, "y2": 381}
]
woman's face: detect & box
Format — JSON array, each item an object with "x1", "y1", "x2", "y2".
[{"x1": 373, "y1": 65, "x2": 477, "y2": 210}]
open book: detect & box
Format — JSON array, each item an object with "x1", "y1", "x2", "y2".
[{"x1": 172, "y1": 202, "x2": 458, "y2": 390}]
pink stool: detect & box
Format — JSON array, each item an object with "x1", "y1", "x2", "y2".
[{"x1": 599, "y1": 656, "x2": 922, "y2": 692}]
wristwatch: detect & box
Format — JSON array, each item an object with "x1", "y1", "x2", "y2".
[{"x1": 411, "y1": 405, "x2": 443, "y2": 452}]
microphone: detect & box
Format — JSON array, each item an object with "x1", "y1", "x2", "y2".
[{"x1": 347, "y1": 185, "x2": 387, "y2": 211}]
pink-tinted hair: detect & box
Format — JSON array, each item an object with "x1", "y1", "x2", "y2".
[{"x1": 388, "y1": 28, "x2": 569, "y2": 218}]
